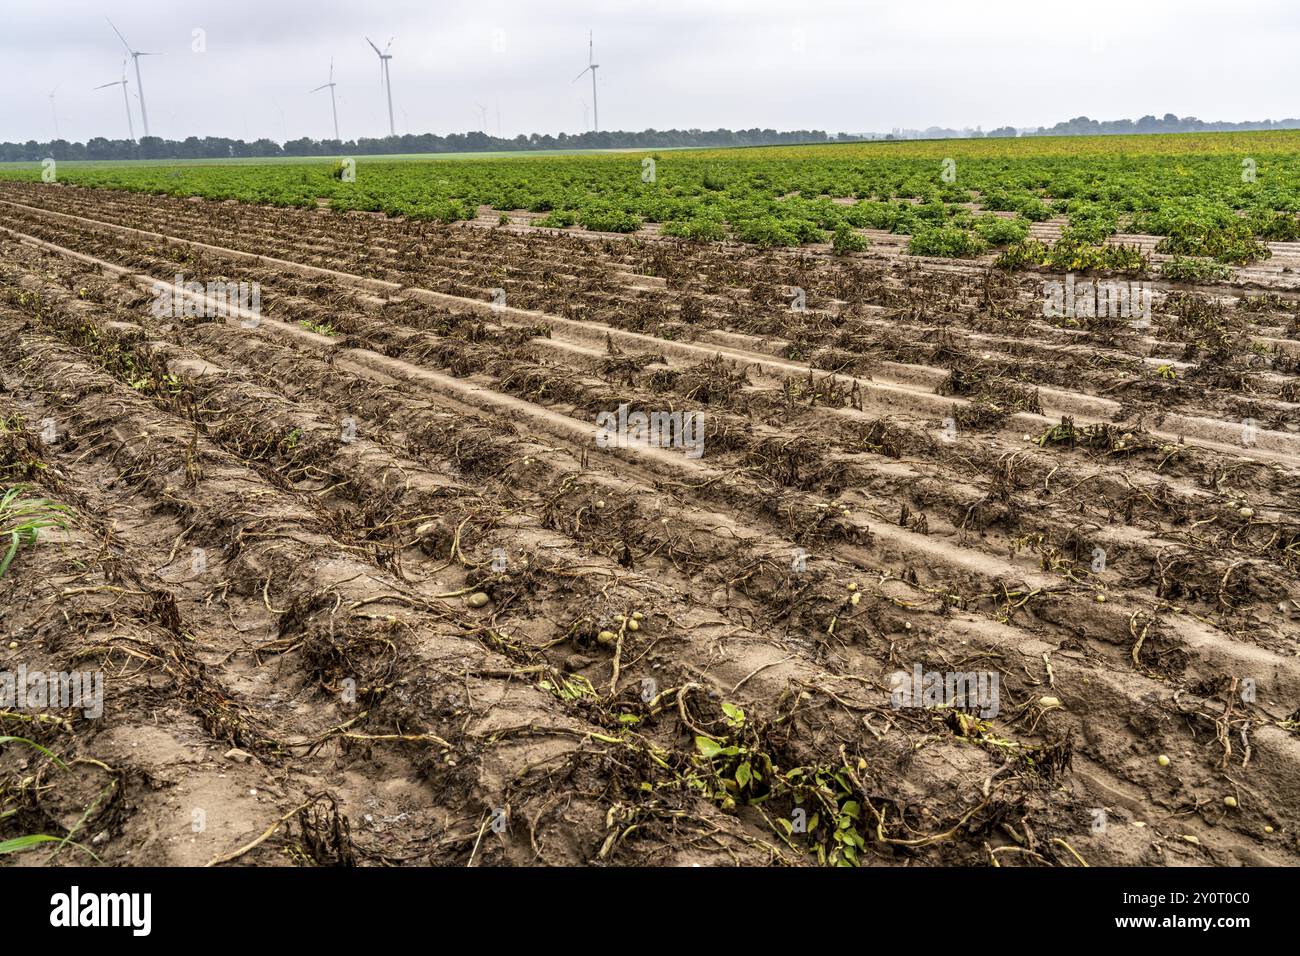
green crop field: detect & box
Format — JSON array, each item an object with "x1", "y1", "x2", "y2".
[{"x1": 6, "y1": 130, "x2": 1300, "y2": 275}]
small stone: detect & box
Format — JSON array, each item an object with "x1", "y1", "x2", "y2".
[
  {"x1": 1157, "y1": 754, "x2": 1170, "y2": 767},
  {"x1": 1182, "y1": 834, "x2": 1200, "y2": 844},
  {"x1": 1039, "y1": 696, "x2": 1062, "y2": 709},
  {"x1": 1224, "y1": 796, "x2": 1238, "y2": 808},
  {"x1": 224, "y1": 748, "x2": 253, "y2": 764},
  {"x1": 6, "y1": 642, "x2": 16, "y2": 650},
  {"x1": 563, "y1": 654, "x2": 594, "y2": 672},
  {"x1": 465, "y1": 591, "x2": 490, "y2": 608},
  {"x1": 1238, "y1": 507, "x2": 1254, "y2": 519},
  {"x1": 1265, "y1": 825, "x2": 1274, "y2": 834}
]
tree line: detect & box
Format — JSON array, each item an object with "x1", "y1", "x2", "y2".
[
  {"x1": 0, "y1": 128, "x2": 850, "y2": 163},
  {"x1": 5, "y1": 115, "x2": 1300, "y2": 163},
  {"x1": 1034, "y1": 114, "x2": 1300, "y2": 137}
]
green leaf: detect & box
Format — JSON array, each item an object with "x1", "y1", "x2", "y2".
[
  {"x1": 695, "y1": 736, "x2": 724, "y2": 759},
  {"x1": 0, "y1": 532, "x2": 20, "y2": 579},
  {"x1": 735, "y1": 761, "x2": 752, "y2": 788},
  {"x1": 0, "y1": 834, "x2": 62, "y2": 855},
  {"x1": 721, "y1": 702, "x2": 745, "y2": 727},
  {"x1": 0, "y1": 834, "x2": 101, "y2": 863}
]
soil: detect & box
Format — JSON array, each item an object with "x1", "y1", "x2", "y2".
[{"x1": 0, "y1": 180, "x2": 1296, "y2": 868}]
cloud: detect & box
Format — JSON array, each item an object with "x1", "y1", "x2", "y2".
[{"x1": 2, "y1": 0, "x2": 1299, "y2": 143}]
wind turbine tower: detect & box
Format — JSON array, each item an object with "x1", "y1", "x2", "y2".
[
  {"x1": 311, "y1": 59, "x2": 341, "y2": 141},
  {"x1": 572, "y1": 32, "x2": 600, "y2": 132},
  {"x1": 107, "y1": 18, "x2": 157, "y2": 138},
  {"x1": 94, "y1": 61, "x2": 135, "y2": 141},
  {"x1": 365, "y1": 37, "x2": 396, "y2": 137}
]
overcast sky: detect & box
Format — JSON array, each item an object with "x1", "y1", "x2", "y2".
[{"x1": 2, "y1": 0, "x2": 1299, "y2": 143}]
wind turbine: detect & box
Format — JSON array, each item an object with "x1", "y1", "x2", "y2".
[
  {"x1": 48, "y1": 88, "x2": 60, "y2": 140},
  {"x1": 572, "y1": 31, "x2": 599, "y2": 132},
  {"x1": 271, "y1": 97, "x2": 288, "y2": 142},
  {"x1": 106, "y1": 18, "x2": 158, "y2": 138},
  {"x1": 365, "y1": 36, "x2": 395, "y2": 137},
  {"x1": 475, "y1": 103, "x2": 488, "y2": 133},
  {"x1": 94, "y1": 60, "x2": 134, "y2": 141},
  {"x1": 310, "y1": 58, "x2": 340, "y2": 141}
]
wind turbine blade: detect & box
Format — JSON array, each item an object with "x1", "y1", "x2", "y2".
[
  {"x1": 366, "y1": 36, "x2": 382, "y2": 56},
  {"x1": 310, "y1": 84, "x2": 329, "y2": 92},
  {"x1": 106, "y1": 17, "x2": 132, "y2": 54},
  {"x1": 94, "y1": 81, "x2": 119, "y2": 90},
  {"x1": 572, "y1": 67, "x2": 590, "y2": 82}
]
